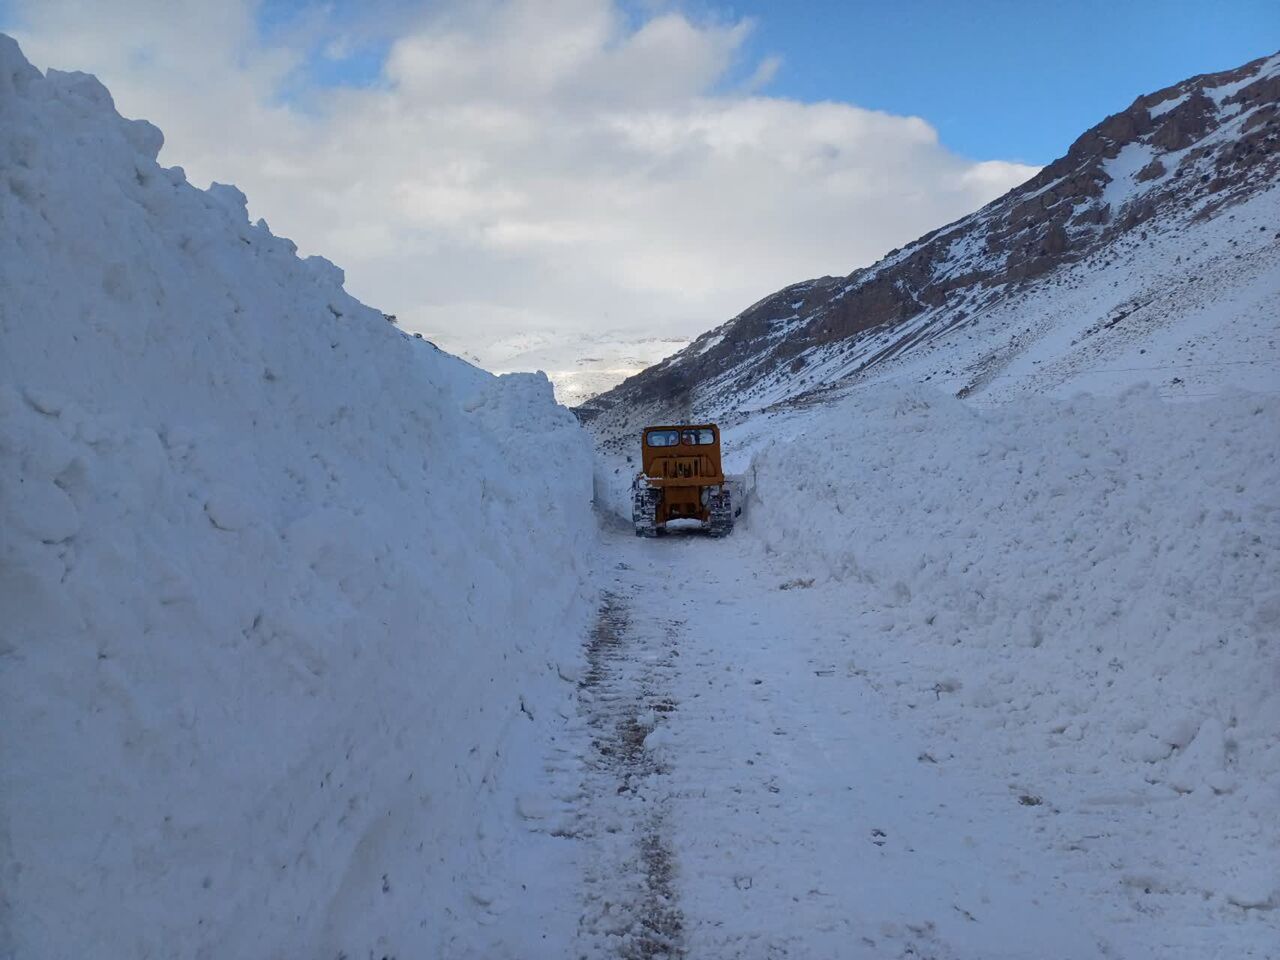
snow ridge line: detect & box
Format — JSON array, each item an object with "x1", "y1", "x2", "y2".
[{"x1": 576, "y1": 590, "x2": 685, "y2": 959}]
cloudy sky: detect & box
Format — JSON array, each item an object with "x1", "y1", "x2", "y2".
[{"x1": 2, "y1": 0, "x2": 1273, "y2": 373}]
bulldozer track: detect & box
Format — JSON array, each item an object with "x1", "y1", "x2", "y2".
[{"x1": 576, "y1": 591, "x2": 685, "y2": 959}]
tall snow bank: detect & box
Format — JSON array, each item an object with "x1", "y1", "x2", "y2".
[
  {"x1": 745, "y1": 384, "x2": 1280, "y2": 911},
  {"x1": 0, "y1": 35, "x2": 594, "y2": 958}
]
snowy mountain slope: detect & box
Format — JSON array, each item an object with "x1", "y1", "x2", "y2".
[
  {"x1": 0, "y1": 35, "x2": 595, "y2": 960},
  {"x1": 582, "y1": 50, "x2": 1280, "y2": 433}
]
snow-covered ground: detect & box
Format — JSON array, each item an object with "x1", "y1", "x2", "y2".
[
  {"x1": 581, "y1": 532, "x2": 1119, "y2": 958},
  {"x1": 590, "y1": 383, "x2": 1279, "y2": 956},
  {"x1": 0, "y1": 35, "x2": 595, "y2": 959},
  {"x1": 501, "y1": 489, "x2": 1277, "y2": 957},
  {"x1": 744, "y1": 386, "x2": 1280, "y2": 936}
]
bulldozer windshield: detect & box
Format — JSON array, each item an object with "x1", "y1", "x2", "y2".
[
  {"x1": 646, "y1": 428, "x2": 717, "y2": 447},
  {"x1": 646, "y1": 429, "x2": 681, "y2": 447}
]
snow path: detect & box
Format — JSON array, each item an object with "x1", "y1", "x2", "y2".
[
  {"x1": 567, "y1": 524, "x2": 1111, "y2": 960},
  {"x1": 576, "y1": 590, "x2": 685, "y2": 957}
]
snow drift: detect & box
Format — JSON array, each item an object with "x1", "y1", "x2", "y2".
[
  {"x1": 744, "y1": 384, "x2": 1280, "y2": 919},
  {"x1": 0, "y1": 35, "x2": 594, "y2": 959}
]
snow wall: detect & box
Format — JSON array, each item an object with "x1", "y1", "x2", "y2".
[
  {"x1": 744, "y1": 383, "x2": 1280, "y2": 909},
  {"x1": 0, "y1": 36, "x2": 595, "y2": 958}
]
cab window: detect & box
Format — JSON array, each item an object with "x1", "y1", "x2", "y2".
[{"x1": 646, "y1": 429, "x2": 680, "y2": 447}]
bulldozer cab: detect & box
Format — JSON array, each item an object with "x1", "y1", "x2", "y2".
[
  {"x1": 633, "y1": 424, "x2": 733, "y2": 538},
  {"x1": 640, "y1": 425, "x2": 724, "y2": 482}
]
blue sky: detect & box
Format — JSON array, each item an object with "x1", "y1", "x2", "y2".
[
  {"x1": 721, "y1": 0, "x2": 1280, "y2": 163},
  {"x1": 248, "y1": 0, "x2": 1279, "y2": 164}
]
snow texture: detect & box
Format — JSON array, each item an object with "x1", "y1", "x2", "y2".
[
  {"x1": 737, "y1": 384, "x2": 1280, "y2": 951},
  {"x1": 590, "y1": 383, "x2": 1279, "y2": 955},
  {"x1": 0, "y1": 34, "x2": 595, "y2": 959}
]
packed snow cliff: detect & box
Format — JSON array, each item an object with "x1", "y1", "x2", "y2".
[
  {"x1": 745, "y1": 384, "x2": 1280, "y2": 906},
  {"x1": 0, "y1": 35, "x2": 595, "y2": 959}
]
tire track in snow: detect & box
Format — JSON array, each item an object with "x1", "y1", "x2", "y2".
[{"x1": 576, "y1": 587, "x2": 684, "y2": 959}]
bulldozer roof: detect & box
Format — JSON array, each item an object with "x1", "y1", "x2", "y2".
[{"x1": 643, "y1": 423, "x2": 718, "y2": 431}]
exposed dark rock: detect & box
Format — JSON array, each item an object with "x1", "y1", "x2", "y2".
[
  {"x1": 1148, "y1": 91, "x2": 1215, "y2": 151},
  {"x1": 1136, "y1": 158, "x2": 1167, "y2": 182},
  {"x1": 1043, "y1": 222, "x2": 1069, "y2": 256}
]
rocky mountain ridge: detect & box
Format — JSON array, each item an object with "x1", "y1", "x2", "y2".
[{"x1": 580, "y1": 51, "x2": 1280, "y2": 432}]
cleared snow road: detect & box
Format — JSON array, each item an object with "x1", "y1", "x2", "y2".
[{"x1": 568, "y1": 523, "x2": 1110, "y2": 960}]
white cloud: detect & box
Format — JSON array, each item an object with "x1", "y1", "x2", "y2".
[{"x1": 5, "y1": 0, "x2": 1039, "y2": 376}]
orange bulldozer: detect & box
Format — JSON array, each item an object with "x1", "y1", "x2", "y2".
[{"x1": 631, "y1": 424, "x2": 734, "y2": 538}]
